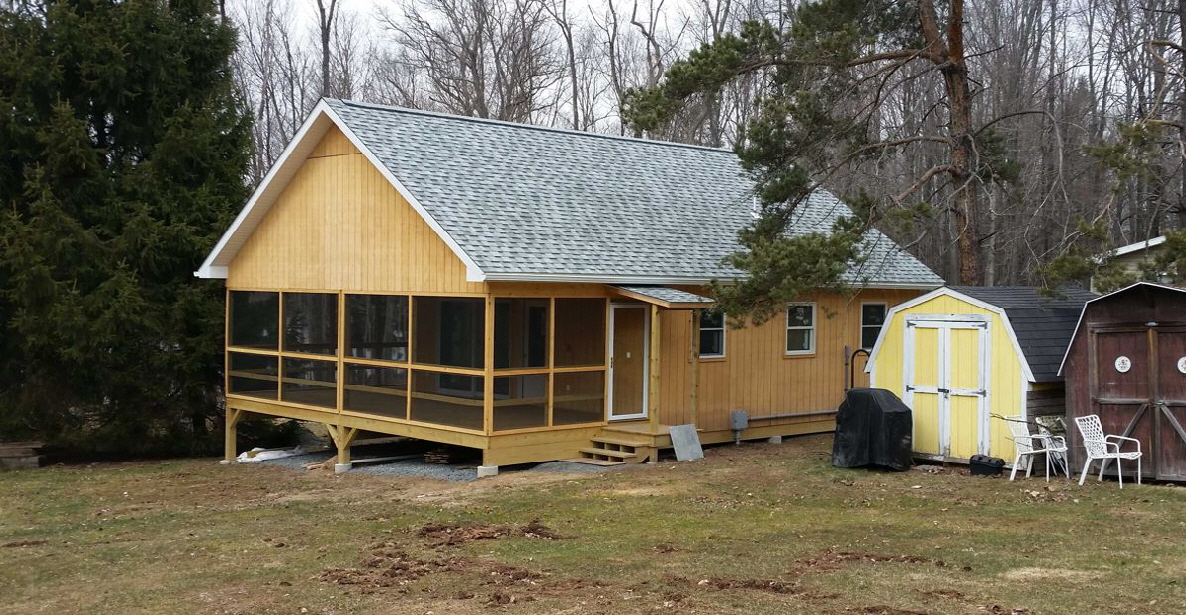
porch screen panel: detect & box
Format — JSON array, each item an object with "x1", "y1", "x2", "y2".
[
  {"x1": 493, "y1": 374, "x2": 548, "y2": 431},
  {"x1": 554, "y1": 298, "x2": 606, "y2": 367},
  {"x1": 413, "y1": 297, "x2": 484, "y2": 368},
  {"x1": 229, "y1": 291, "x2": 279, "y2": 349},
  {"x1": 553, "y1": 371, "x2": 605, "y2": 425},
  {"x1": 346, "y1": 295, "x2": 409, "y2": 361},
  {"x1": 281, "y1": 358, "x2": 337, "y2": 408},
  {"x1": 228, "y1": 352, "x2": 278, "y2": 399},
  {"x1": 344, "y1": 364, "x2": 408, "y2": 419},
  {"x1": 494, "y1": 298, "x2": 549, "y2": 369},
  {"x1": 410, "y1": 371, "x2": 484, "y2": 430},
  {"x1": 283, "y1": 293, "x2": 338, "y2": 355}
]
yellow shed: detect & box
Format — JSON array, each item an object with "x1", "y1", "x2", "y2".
[{"x1": 864, "y1": 286, "x2": 1095, "y2": 463}]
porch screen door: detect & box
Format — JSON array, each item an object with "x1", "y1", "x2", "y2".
[{"x1": 608, "y1": 305, "x2": 648, "y2": 420}]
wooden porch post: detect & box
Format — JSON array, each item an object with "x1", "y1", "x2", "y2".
[
  {"x1": 483, "y1": 295, "x2": 495, "y2": 434},
  {"x1": 224, "y1": 407, "x2": 242, "y2": 462},
  {"x1": 648, "y1": 305, "x2": 662, "y2": 434},
  {"x1": 690, "y1": 310, "x2": 700, "y2": 427}
]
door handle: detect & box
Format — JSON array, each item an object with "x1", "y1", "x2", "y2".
[{"x1": 938, "y1": 388, "x2": 950, "y2": 394}]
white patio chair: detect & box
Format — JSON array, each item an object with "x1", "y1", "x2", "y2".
[
  {"x1": 1074, "y1": 414, "x2": 1142, "y2": 488},
  {"x1": 1004, "y1": 415, "x2": 1067, "y2": 482}
]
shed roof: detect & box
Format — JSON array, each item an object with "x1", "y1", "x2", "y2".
[
  {"x1": 1056, "y1": 281, "x2": 1186, "y2": 376},
  {"x1": 194, "y1": 99, "x2": 944, "y2": 288},
  {"x1": 610, "y1": 286, "x2": 713, "y2": 308},
  {"x1": 948, "y1": 286, "x2": 1097, "y2": 382}
]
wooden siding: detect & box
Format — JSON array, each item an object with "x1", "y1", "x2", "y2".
[
  {"x1": 1026, "y1": 382, "x2": 1066, "y2": 417},
  {"x1": 227, "y1": 126, "x2": 484, "y2": 294},
  {"x1": 657, "y1": 289, "x2": 921, "y2": 433},
  {"x1": 871, "y1": 293, "x2": 1024, "y2": 461}
]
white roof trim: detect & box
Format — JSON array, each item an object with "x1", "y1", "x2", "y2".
[
  {"x1": 1056, "y1": 281, "x2": 1186, "y2": 376},
  {"x1": 1113, "y1": 235, "x2": 1166, "y2": 258},
  {"x1": 195, "y1": 100, "x2": 486, "y2": 282},
  {"x1": 864, "y1": 286, "x2": 1036, "y2": 383}
]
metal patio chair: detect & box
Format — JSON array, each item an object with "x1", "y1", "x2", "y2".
[
  {"x1": 1074, "y1": 414, "x2": 1142, "y2": 488},
  {"x1": 1004, "y1": 415, "x2": 1067, "y2": 482}
]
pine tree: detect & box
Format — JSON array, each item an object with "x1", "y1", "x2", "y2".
[
  {"x1": 623, "y1": 0, "x2": 996, "y2": 323},
  {"x1": 0, "y1": 0, "x2": 251, "y2": 455}
]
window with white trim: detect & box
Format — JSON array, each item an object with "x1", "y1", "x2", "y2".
[
  {"x1": 785, "y1": 303, "x2": 815, "y2": 355},
  {"x1": 860, "y1": 303, "x2": 887, "y2": 350},
  {"x1": 699, "y1": 310, "x2": 725, "y2": 358}
]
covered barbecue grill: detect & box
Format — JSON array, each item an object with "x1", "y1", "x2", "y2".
[{"x1": 832, "y1": 388, "x2": 913, "y2": 471}]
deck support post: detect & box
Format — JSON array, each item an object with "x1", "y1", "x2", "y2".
[
  {"x1": 223, "y1": 407, "x2": 243, "y2": 463},
  {"x1": 327, "y1": 424, "x2": 359, "y2": 473}
]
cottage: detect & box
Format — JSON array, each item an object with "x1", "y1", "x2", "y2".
[
  {"x1": 865, "y1": 286, "x2": 1095, "y2": 463},
  {"x1": 1059, "y1": 282, "x2": 1186, "y2": 481},
  {"x1": 197, "y1": 99, "x2": 942, "y2": 473}
]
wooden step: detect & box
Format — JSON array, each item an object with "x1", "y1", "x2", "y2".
[
  {"x1": 563, "y1": 458, "x2": 625, "y2": 466},
  {"x1": 579, "y1": 447, "x2": 637, "y2": 460},
  {"x1": 590, "y1": 435, "x2": 651, "y2": 448}
]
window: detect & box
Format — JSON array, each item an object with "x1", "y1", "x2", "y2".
[
  {"x1": 861, "y1": 303, "x2": 887, "y2": 350},
  {"x1": 344, "y1": 365, "x2": 407, "y2": 419},
  {"x1": 553, "y1": 298, "x2": 606, "y2": 367},
  {"x1": 281, "y1": 358, "x2": 337, "y2": 408},
  {"x1": 413, "y1": 297, "x2": 484, "y2": 368},
  {"x1": 785, "y1": 303, "x2": 815, "y2": 355},
  {"x1": 495, "y1": 298, "x2": 549, "y2": 369},
  {"x1": 229, "y1": 291, "x2": 278, "y2": 349},
  {"x1": 493, "y1": 374, "x2": 548, "y2": 431},
  {"x1": 698, "y1": 310, "x2": 725, "y2": 358},
  {"x1": 283, "y1": 293, "x2": 338, "y2": 355},
  {"x1": 346, "y1": 295, "x2": 408, "y2": 361}
]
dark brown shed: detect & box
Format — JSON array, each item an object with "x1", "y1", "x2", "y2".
[{"x1": 1059, "y1": 282, "x2": 1186, "y2": 481}]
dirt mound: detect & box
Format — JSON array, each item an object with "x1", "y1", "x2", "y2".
[
  {"x1": 318, "y1": 542, "x2": 468, "y2": 592},
  {"x1": 857, "y1": 606, "x2": 929, "y2": 615},
  {"x1": 417, "y1": 518, "x2": 567, "y2": 546}
]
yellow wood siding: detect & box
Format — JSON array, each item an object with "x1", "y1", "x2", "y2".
[
  {"x1": 227, "y1": 127, "x2": 484, "y2": 294},
  {"x1": 870, "y1": 293, "x2": 1024, "y2": 461},
  {"x1": 657, "y1": 289, "x2": 921, "y2": 433}
]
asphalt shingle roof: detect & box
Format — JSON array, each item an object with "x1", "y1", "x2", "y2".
[
  {"x1": 326, "y1": 99, "x2": 944, "y2": 287},
  {"x1": 949, "y1": 286, "x2": 1097, "y2": 382},
  {"x1": 613, "y1": 286, "x2": 713, "y2": 305}
]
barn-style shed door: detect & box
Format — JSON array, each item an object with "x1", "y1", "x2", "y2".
[
  {"x1": 1093, "y1": 325, "x2": 1186, "y2": 480},
  {"x1": 904, "y1": 315, "x2": 990, "y2": 460}
]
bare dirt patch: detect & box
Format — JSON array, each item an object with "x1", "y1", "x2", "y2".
[
  {"x1": 416, "y1": 518, "x2": 568, "y2": 546},
  {"x1": 1002, "y1": 566, "x2": 1102, "y2": 581},
  {"x1": 2, "y1": 539, "x2": 48, "y2": 548},
  {"x1": 318, "y1": 541, "x2": 469, "y2": 592},
  {"x1": 853, "y1": 606, "x2": 930, "y2": 615},
  {"x1": 790, "y1": 549, "x2": 950, "y2": 575}
]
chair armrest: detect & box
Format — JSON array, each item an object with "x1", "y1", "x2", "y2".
[{"x1": 1105, "y1": 435, "x2": 1142, "y2": 452}]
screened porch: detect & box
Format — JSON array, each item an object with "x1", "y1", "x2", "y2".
[{"x1": 225, "y1": 291, "x2": 609, "y2": 435}]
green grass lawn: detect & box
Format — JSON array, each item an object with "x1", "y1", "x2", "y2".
[{"x1": 2, "y1": 435, "x2": 1184, "y2": 615}]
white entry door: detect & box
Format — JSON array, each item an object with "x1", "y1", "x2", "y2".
[{"x1": 904, "y1": 315, "x2": 990, "y2": 459}]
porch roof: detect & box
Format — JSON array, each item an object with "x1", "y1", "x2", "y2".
[{"x1": 609, "y1": 285, "x2": 714, "y2": 309}]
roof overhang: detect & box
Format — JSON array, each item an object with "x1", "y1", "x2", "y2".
[
  {"x1": 607, "y1": 285, "x2": 714, "y2": 309},
  {"x1": 1113, "y1": 235, "x2": 1167, "y2": 257},
  {"x1": 864, "y1": 286, "x2": 1037, "y2": 383},
  {"x1": 1056, "y1": 281, "x2": 1186, "y2": 376},
  {"x1": 195, "y1": 100, "x2": 485, "y2": 282},
  {"x1": 485, "y1": 271, "x2": 940, "y2": 290}
]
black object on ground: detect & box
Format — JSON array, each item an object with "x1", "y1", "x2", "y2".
[
  {"x1": 969, "y1": 455, "x2": 1006, "y2": 476},
  {"x1": 831, "y1": 388, "x2": 913, "y2": 471}
]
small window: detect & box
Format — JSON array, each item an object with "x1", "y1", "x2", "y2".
[
  {"x1": 698, "y1": 310, "x2": 725, "y2": 358},
  {"x1": 785, "y1": 303, "x2": 815, "y2": 355},
  {"x1": 861, "y1": 303, "x2": 887, "y2": 350}
]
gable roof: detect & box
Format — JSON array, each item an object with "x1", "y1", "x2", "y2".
[
  {"x1": 198, "y1": 99, "x2": 944, "y2": 288},
  {"x1": 1056, "y1": 281, "x2": 1186, "y2": 376},
  {"x1": 947, "y1": 286, "x2": 1097, "y2": 382}
]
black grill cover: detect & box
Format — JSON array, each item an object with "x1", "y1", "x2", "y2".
[{"x1": 831, "y1": 388, "x2": 913, "y2": 471}]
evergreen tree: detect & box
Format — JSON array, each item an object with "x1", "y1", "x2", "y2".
[
  {"x1": 623, "y1": 0, "x2": 1001, "y2": 323},
  {"x1": 0, "y1": 0, "x2": 251, "y2": 455}
]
